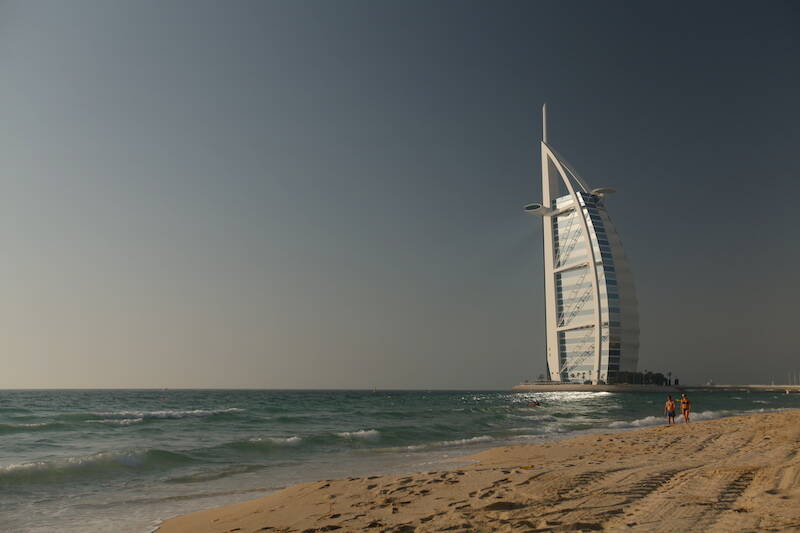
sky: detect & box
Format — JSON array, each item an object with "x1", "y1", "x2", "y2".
[{"x1": 1, "y1": 1, "x2": 799, "y2": 389}]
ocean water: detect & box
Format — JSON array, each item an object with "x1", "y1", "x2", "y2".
[{"x1": 1, "y1": 389, "x2": 798, "y2": 533}]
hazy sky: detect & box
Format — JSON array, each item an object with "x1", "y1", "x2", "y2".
[{"x1": 2, "y1": 1, "x2": 798, "y2": 388}]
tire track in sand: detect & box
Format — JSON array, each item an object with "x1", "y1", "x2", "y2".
[{"x1": 603, "y1": 467, "x2": 757, "y2": 532}]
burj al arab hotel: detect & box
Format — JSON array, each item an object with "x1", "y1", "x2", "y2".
[{"x1": 525, "y1": 105, "x2": 639, "y2": 384}]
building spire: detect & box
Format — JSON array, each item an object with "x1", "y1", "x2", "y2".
[{"x1": 542, "y1": 103, "x2": 548, "y2": 144}]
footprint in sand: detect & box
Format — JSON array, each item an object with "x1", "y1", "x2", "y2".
[{"x1": 437, "y1": 522, "x2": 472, "y2": 531}]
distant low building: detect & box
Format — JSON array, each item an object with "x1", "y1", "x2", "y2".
[{"x1": 525, "y1": 105, "x2": 639, "y2": 384}]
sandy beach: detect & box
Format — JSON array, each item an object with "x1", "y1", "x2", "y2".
[{"x1": 155, "y1": 409, "x2": 800, "y2": 533}]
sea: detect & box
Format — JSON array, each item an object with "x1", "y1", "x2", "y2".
[{"x1": 1, "y1": 389, "x2": 797, "y2": 533}]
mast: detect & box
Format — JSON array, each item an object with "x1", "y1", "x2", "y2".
[
  {"x1": 540, "y1": 104, "x2": 559, "y2": 380},
  {"x1": 542, "y1": 103, "x2": 548, "y2": 143}
]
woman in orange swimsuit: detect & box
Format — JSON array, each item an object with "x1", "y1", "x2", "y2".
[{"x1": 680, "y1": 394, "x2": 691, "y2": 423}]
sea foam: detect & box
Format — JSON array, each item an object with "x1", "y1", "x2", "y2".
[
  {"x1": 336, "y1": 429, "x2": 380, "y2": 440},
  {"x1": 0, "y1": 421, "x2": 65, "y2": 434},
  {"x1": 83, "y1": 407, "x2": 244, "y2": 420},
  {"x1": 606, "y1": 408, "x2": 782, "y2": 429},
  {"x1": 397, "y1": 435, "x2": 494, "y2": 451},
  {"x1": 86, "y1": 418, "x2": 145, "y2": 426},
  {"x1": 247, "y1": 436, "x2": 303, "y2": 446}
]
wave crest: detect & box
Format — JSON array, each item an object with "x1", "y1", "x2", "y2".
[
  {"x1": 99, "y1": 407, "x2": 243, "y2": 419},
  {"x1": 0, "y1": 449, "x2": 196, "y2": 486},
  {"x1": 336, "y1": 429, "x2": 380, "y2": 440},
  {"x1": 0, "y1": 422, "x2": 62, "y2": 434},
  {"x1": 0, "y1": 421, "x2": 65, "y2": 434},
  {"x1": 607, "y1": 409, "x2": 761, "y2": 429},
  {"x1": 86, "y1": 418, "x2": 144, "y2": 426},
  {"x1": 375, "y1": 435, "x2": 494, "y2": 453},
  {"x1": 58, "y1": 407, "x2": 244, "y2": 422},
  {"x1": 220, "y1": 435, "x2": 305, "y2": 453},
  {"x1": 248, "y1": 436, "x2": 303, "y2": 446}
]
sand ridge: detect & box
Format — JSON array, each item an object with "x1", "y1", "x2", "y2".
[{"x1": 156, "y1": 410, "x2": 800, "y2": 533}]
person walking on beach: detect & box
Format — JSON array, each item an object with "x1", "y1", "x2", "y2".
[
  {"x1": 680, "y1": 393, "x2": 691, "y2": 423},
  {"x1": 664, "y1": 395, "x2": 676, "y2": 425}
]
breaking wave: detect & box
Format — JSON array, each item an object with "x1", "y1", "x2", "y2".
[
  {"x1": 375, "y1": 435, "x2": 495, "y2": 453},
  {"x1": 0, "y1": 449, "x2": 196, "y2": 486},
  {"x1": 59, "y1": 408, "x2": 244, "y2": 421},
  {"x1": 0, "y1": 421, "x2": 65, "y2": 434},
  {"x1": 0, "y1": 408, "x2": 244, "y2": 433},
  {"x1": 608, "y1": 411, "x2": 728, "y2": 429},
  {"x1": 86, "y1": 418, "x2": 144, "y2": 426},
  {"x1": 247, "y1": 436, "x2": 303, "y2": 446},
  {"x1": 336, "y1": 429, "x2": 380, "y2": 440},
  {"x1": 607, "y1": 408, "x2": 786, "y2": 430}
]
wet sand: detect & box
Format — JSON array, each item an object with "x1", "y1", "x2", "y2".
[{"x1": 156, "y1": 410, "x2": 800, "y2": 532}]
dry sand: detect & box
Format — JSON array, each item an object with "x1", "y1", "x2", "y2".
[{"x1": 157, "y1": 410, "x2": 800, "y2": 533}]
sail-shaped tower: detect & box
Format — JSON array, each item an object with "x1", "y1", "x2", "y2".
[{"x1": 525, "y1": 105, "x2": 639, "y2": 384}]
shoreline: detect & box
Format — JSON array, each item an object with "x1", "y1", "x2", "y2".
[{"x1": 156, "y1": 409, "x2": 800, "y2": 533}]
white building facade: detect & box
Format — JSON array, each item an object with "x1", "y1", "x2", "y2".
[{"x1": 525, "y1": 106, "x2": 639, "y2": 384}]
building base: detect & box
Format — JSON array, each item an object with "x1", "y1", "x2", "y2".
[
  {"x1": 512, "y1": 383, "x2": 800, "y2": 393},
  {"x1": 511, "y1": 383, "x2": 678, "y2": 393}
]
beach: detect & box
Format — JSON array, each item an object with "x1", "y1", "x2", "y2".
[
  {"x1": 157, "y1": 410, "x2": 800, "y2": 533},
  {"x1": 3, "y1": 390, "x2": 799, "y2": 532}
]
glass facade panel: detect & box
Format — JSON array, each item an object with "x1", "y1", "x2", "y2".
[{"x1": 550, "y1": 190, "x2": 638, "y2": 383}]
